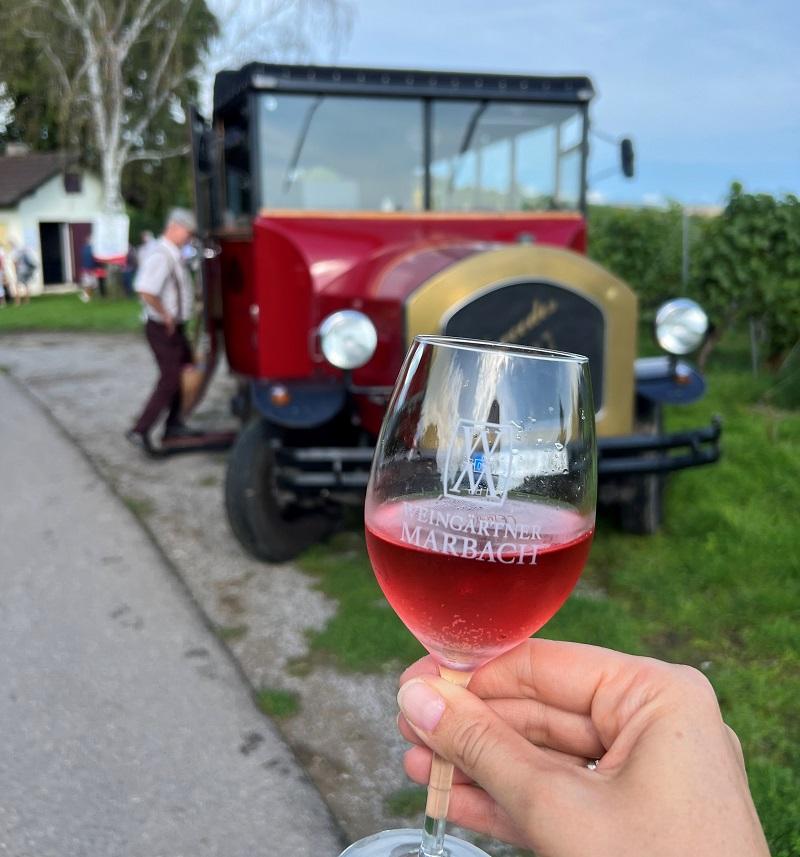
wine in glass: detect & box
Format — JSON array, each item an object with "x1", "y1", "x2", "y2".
[{"x1": 340, "y1": 336, "x2": 597, "y2": 857}]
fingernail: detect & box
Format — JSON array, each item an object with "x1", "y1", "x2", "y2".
[{"x1": 397, "y1": 680, "x2": 446, "y2": 732}]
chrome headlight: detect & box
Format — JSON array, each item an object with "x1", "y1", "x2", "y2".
[
  {"x1": 655, "y1": 298, "x2": 709, "y2": 355},
  {"x1": 319, "y1": 310, "x2": 377, "y2": 370}
]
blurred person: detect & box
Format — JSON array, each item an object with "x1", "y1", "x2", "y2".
[
  {"x1": 122, "y1": 243, "x2": 137, "y2": 298},
  {"x1": 126, "y1": 208, "x2": 198, "y2": 454},
  {"x1": 79, "y1": 237, "x2": 99, "y2": 303},
  {"x1": 0, "y1": 246, "x2": 6, "y2": 307},
  {"x1": 0, "y1": 244, "x2": 19, "y2": 307},
  {"x1": 12, "y1": 241, "x2": 36, "y2": 303},
  {"x1": 397, "y1": 639, "x2": 770, "y2": 857}
]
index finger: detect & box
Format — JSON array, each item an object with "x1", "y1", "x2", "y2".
[{"x1": 403, "y1": 639, "x2": 648, "y2": 716}]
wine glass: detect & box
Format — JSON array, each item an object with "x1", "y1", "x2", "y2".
[{"x1": 340, "y1": 336, "x2": 597, "y2": 857}]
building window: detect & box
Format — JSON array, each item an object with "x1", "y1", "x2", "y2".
[{"x1": 64, "y1": 171, "x2": 82, "y2": 194}]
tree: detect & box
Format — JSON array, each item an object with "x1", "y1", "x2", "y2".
[
  {"x1": 0, "y1": 27, "x2": 68, "y2": 151},
  {"x1": 588, "y1": 202, "x2": 685, "y2": 311},
  {"x1": 198, "y1": 0, "x2": 354, "y2": 114},
  {"x1": 691, "y1": 183, "x2": 800, "y2": 364},
  {"x1": 0, "y1": 0, "x2": 352, "y2": 217},
  {"x1": 0, "y1": 84, "x2": 14, "y2": 136},
  {"x1": 1, "y1": 0, "x2": 217, "y2": 212}
]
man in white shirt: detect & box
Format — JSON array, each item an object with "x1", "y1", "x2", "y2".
[{"x1": 126, "y1": 208, "x2": 198, "y2": 453}]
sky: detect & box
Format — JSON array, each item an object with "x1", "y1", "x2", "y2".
[{"x1": 334, "y1": 0, "x2": 799, "y2": 206}]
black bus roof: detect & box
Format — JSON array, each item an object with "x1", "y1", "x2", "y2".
[{"x1": 213, "y1": 62, "x2": 594, "y2": 114}]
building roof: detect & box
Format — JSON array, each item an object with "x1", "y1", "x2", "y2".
[{"x1": 0, "y1": 152, "x2": 78, "y2": 207}]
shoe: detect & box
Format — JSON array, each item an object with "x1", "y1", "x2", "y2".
[
  {"x1": 162, "y1": 424, "x2": 205, "y2": 441},
  {"x1": 125, "y1": 429, "x2": 156, "y2": 456},
  {"x1": 79, "y1": 292, "x2": 90, "y2": 303}
]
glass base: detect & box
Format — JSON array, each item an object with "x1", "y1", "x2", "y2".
[{"x1": 339, "y1": 827, "x2": 491, "y2": 857}]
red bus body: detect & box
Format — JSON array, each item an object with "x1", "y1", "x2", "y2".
[
  {"x1": 221, "y1": 212, "x2": 586, "y2": 435},
  {"x1": 196, "y1": 64, "x2": 720, "y2": 561}
]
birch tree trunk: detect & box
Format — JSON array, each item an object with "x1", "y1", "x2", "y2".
[{"x1": 101, "y1": 151, "x2": 125, "y2": 213}]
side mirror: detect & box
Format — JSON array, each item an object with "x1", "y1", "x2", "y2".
[{"x1": 620, "y1": 138, "x2": 635, "y2": 178}]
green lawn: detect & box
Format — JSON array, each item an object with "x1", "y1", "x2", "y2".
[
  {"x1": 0, "y1": 293, "x2": 141, "y2": 333},
  {"x1": 298, "y1": 332, "x2": 800, "y2": 856}
]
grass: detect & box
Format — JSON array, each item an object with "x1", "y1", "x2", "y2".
[
  {"x1": 297, "y1": 330, "x2": 800, "y2": 856},
  {"x1": 121, "y1": 494, "x2": 155, "y2": 519},
  {"x1": 0, "y1": 293, "x2": 141, "y2": 333},
  {"x1": 254, "y1": 687, "x2": 300, "y2": 719},
  {"x1": 216, "y1": 624, "x2": 249, "y2": 642},
  {"x1": 764, "y1": 344, "x2": 800, "y2": 410},
  {"x1": 385, "y1": 786, "x2": 427, "y2": 818},
  {"x1": 299, "y1": 526, "x2": 425, "y2": 672}
]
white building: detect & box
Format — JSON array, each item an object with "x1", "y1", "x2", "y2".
[{"x1": 0, "y1": 149, "x2": 104, "y2": 295}]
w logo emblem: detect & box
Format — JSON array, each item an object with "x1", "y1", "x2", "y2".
[{"x1": 443, "y1": 420, "x2": 513, "y2": 505}]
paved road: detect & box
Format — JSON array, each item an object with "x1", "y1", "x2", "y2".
[
  {"x1": 0, "y1": 373, "x2": 345, "y2": 857},
  {"x1": 0, "y1": 334, "x2": 412, "y2": 841}
]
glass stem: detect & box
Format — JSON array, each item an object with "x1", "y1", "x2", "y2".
[{"x1": 419, "y1": 667, "x2": 473, "y2": 857}]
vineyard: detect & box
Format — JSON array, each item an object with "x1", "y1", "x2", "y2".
[{"x1": 589, "y1": 183, "x2": 800, "y2": 376}]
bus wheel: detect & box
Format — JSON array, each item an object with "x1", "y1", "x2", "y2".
[{"x1": 225, "y1": 418, "x2": 336, "y2": 562}]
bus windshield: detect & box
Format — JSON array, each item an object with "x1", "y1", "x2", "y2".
[
  {"x1": 252, "y1": 93, "x2": 584, "y2": 214},
  {"x1": 431, "y1": 100, "x2": 584, "y2": 212}
]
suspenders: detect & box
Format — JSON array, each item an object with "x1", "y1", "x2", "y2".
[{"x1": 156, "y1": 245, "x2": 185, "y2": 322}]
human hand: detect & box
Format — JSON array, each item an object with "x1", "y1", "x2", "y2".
[
  {"x1": 164, "y1": 314, "x2": 176, "y2": 336},
  {"x1": 397, "y1": 640, "x2": 769, "y2": 857}
]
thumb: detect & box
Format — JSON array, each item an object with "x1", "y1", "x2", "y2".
[{"x1": 397, "y1": 677, "x2": 574, "y2": 834}]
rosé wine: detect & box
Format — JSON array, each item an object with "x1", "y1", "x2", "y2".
[{"x1": 366, "y1": 499, "x2": 593, "y2": 670}]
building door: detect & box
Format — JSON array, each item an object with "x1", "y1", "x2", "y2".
[
  {"x1": 69, "y1": 222, "x2": 92, "y2": 283},
  {"x1": 39, "y1": 222, "x2": 64, "y2": 285}
]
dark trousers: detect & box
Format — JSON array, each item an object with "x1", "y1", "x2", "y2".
[{"x1": 133, "y1": 320, "x2": 192, "y2": 435}]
